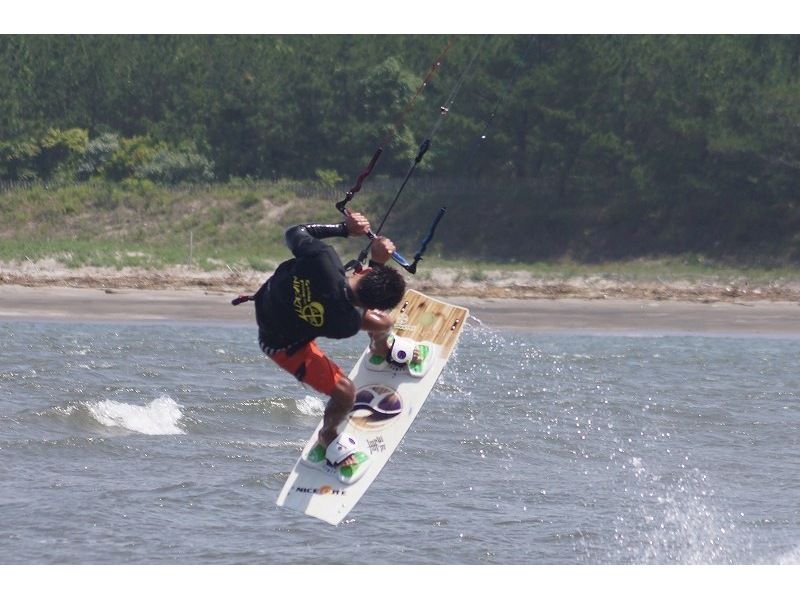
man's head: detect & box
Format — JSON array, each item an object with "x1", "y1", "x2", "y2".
[{"x1": 352, "y1": 264, "x2": 406, "y2": 311}]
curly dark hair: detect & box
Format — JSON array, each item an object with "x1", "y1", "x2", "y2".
[{"x1": 355, "y1": 264, "x2": 406, "y2": 311}]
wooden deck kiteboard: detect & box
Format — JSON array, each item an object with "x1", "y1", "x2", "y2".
[{"x1": 276, "y1": 289, "x2": 468, "y2": 525}]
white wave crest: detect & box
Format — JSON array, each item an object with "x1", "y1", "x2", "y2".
[
  {"x1": 87, "y1": 396, "x2": 185, "y2": 435},
  {"x1": 296, "y1": 395, "x2": 325, "y2": 417}
]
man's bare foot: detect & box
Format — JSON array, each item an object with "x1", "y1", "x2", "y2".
[
  {"x1": 410, "y1": 347, "x2": 421, "y2": 365},
  {"x1": 336, "y1": 454, "x2": 359, "y2": 467}
]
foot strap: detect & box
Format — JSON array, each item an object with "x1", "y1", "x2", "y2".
[
  {"x1": 306, "y1": 434, "x2": 371, "y2": 484},
  {"x1": 389, "y1": 336, "x2": 417, "y2": 365},
  {"x1": 325, "y1": 433, "x2": 359, "y2": 466}
]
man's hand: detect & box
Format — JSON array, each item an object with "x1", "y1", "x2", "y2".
[
  {"x1": 369, "y1": 236, "x2": 396, "y2": 265},
  {"x1": 345, "y1": 211, "x2": 371, "y2": 237}
]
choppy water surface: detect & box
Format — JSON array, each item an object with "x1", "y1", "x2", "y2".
[{"x1": 1, "y1": 319, "x2": 798, "y2": 564}]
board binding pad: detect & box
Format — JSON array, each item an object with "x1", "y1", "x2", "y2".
[
  {"x1": 276, "y1": 289, "x2": 468, "y2": 525},
  {"x1": 365, "y1": 334, "x2": 436, "y2": 378},
  {"x1": 303, "y1": 438, "x2": 371, "y2": 485}
]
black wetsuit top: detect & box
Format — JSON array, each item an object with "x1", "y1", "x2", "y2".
[{"x1": 254, "y1": 223, "x2": 362, "y2": 353}]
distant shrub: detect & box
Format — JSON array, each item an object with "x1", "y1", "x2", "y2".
[
  {"x1": 77, "y1": 133, "x2": 120, "y2": 180},
  {"x1": 120, "y1": 177, "x2": 158, "y2": 197},
  {"x1": 0, "y1": 139, "x2": 39, "y2": 180},
  {"x1": 315, "y1": 168, "x2": 343, "y2": 189},
  {"x1": 135, "y1": 146, "x2": 215, "y2": 184},
  {"x1": 0, "y1": 128, "x2": 88, "y2": 182},
  {"x1": 106, "y1": 136, "x2": 160, "y2": 181},
  {"x1": 40, "y1": 128, "x2": 88, "y2": 155},
  {"x1": 237, "y1": 193, "x2": 260, "y2": 210},
  {"x1": 37, "y1": 128, "x2": 89, "y2": 181}
]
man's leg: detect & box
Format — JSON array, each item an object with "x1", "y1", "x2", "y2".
[
  {"x1": 319, "y1": 376, "x2": 363, "y2": 469},
  {"x1": 267, "y1": 341, "x2": 355, "y2": 448},
  {"x1": 268, "y1": 343, "x2": 367, "y2": 471},
  {"x1": 319, "y1": 375, "x2": 355, "y2": 446}
]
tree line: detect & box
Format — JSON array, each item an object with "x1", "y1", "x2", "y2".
[{"x1": 1, "y1": 34, "x2": 799, "y2": 262}]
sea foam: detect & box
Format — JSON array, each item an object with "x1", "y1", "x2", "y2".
[
  {"x1": 87, "y1": 395, "x2": 185, "y2": 435},
  {"x1": 296, "y1": 395, "x2": 325, "y2": 417}
]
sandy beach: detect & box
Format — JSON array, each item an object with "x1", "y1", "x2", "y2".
[
  {"x1": 1, "y1": 259, "x2": 799, "y2": 334},
  {"x1": 2, "y1": 284, "x2": 799, "y2": 336}
]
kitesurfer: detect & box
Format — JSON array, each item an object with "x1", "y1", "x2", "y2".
[{"x1": 253, "y1": 211, "x2": 405, "y2": 471}]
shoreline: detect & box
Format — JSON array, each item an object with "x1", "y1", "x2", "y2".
[
  {"x1": 2, "y1": 262, "x2": 800, "y2": 302},
  {"x1": 2, "y1": 284, "x2": 799, "y2": 336},
  {"x1": 1, "y1": 261, "x2": 799, "y2": 335}
]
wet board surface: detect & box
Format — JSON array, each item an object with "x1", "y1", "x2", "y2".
[{"x1": 276, "y1": 289, "x2": 468, "y2": 525}]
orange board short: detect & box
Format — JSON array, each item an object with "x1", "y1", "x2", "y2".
[{"x1": 268, "y1": 341, "x2": 344, "y2": 396}]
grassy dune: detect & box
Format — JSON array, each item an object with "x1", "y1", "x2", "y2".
[{"x1": 1, "y1": 180, "x2": 799, "y2": 292}]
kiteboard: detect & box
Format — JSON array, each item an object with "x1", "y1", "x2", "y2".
[{"x1": 276, "y1": 289, "x2": 468, "y2": 525}]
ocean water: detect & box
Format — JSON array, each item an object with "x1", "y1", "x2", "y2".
[{"x1": 0, "y1": 318, "x2": 798, "y2": 565}]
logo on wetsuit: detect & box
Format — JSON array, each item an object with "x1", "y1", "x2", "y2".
[{"x1": 292, "y1": 276, "x2": 325, "y2": 327}]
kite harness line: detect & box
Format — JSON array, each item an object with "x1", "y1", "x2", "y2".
[
  {"x1": 335, "y1": 39, "x2": 457, "y2": 273},
  {"x1": 340, "y1": 36, "x2": 486, "y2": 275},
  {"x1": 231, "y1": 38, "x2": 456, "y2": 306}
]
